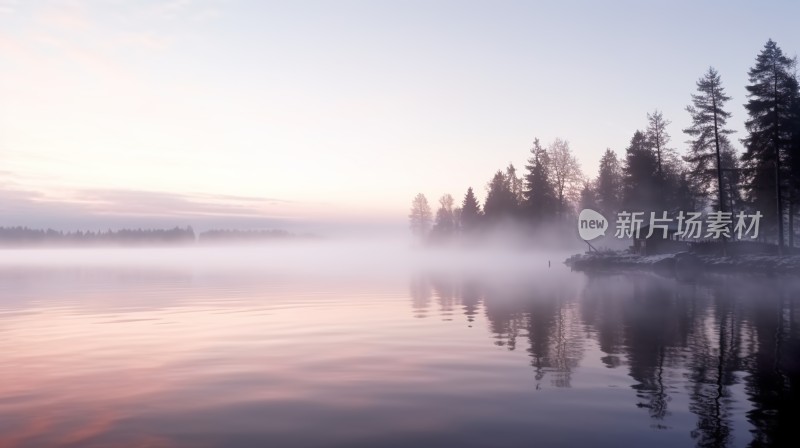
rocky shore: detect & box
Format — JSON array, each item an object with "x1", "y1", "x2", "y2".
[{"x1": 564, "y1": 251, "x2": 800, "y2": 276}]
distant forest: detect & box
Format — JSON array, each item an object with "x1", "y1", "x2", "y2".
[
  {"x1": 410, "y1": 39, "x2": 800, "y2": 251},
  {"x1": 0, "y1": 227, "x2": 311, "y2": 247},
  {"x1": 198, "y1": 229, "x2": 318, "y2": 242}
]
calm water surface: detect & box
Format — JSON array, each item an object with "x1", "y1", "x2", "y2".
[{"x1": 0, "y1": 246, "x2": 798, "y2": 447}]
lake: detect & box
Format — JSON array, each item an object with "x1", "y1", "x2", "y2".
[{"x1": 0, "y1": 244, "x2": 797, "y2": 447}]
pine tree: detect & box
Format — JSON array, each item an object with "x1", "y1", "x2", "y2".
[
  {"x1": 523, "y1": 138, "x2": 557, "y2": 223},
  {"x1": 742, "y1": 39, "x2": 800, "y2": 251},
  {"x1": 684, "y1": 67, "x2": 734, "y2": 211},
  {"x1": 720, "y1": 142, "x2": 743, "y2": 213},
  {"x1": 645, "y1": 110, "x2": 686, "y2": 213},
  {"x1": 790, "y1": 75, "x2": 800, "y2": 247},
  {"x1": 460, "y1": 187, "x2": 482, "y2": 231},
  {"x1": 408, "y1": 193, "x2": 432, "y2": 239},
  {"x1": 505, "y1": 163, "x2": 525, "y2": 206},
  {"x1": 646, "y1": 110, "x2": 675, "y2": 177},
  {"x1": 622, "y1": 130, "x2": 659, "y2": 213},
  {"x1": 674, "y1": 170, "x2": 700, "y2": 213},
  {"x1": 579, "y1": 181, "x2": 597, "y2": 211},
  {"x1": 484, "y1": 170, "x2": 518, "y2": 222},
  {"x1": 596, "y1": 148, "x2": 622, "y2": 216}
]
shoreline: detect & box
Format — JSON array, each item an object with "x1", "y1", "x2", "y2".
[{"x1": 564, "y1": 251, "x2": 800, "y2": 277}]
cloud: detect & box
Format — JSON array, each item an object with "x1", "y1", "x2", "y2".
[
  {"x1": 72, "y1": 188, "x2": 294, "y2": 217},
  {"x1": 0, "y1": 182, "x2": 403, "y2": 236},
  {"x1": 0, "y1": 185, "x2": 299, "y2": 230}
]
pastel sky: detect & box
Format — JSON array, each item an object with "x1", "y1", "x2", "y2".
[{"x1": 1, "y1": 0, "x2": 799, "y2": 231}]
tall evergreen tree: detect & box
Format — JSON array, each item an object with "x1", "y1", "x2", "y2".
[
  {"x1": 579, "y1": 181, "x2": 597, "y2": 212},
  {"x1": 790, "y1": 73, "x2": 800, "y2": 247},
  {"x1": 484, "y1": 170, "x2": 518, "y2": 222},
  {"x1": 452, "y1": 207, "x2": 462, "y2": 232},
  {"x1": 646, "y1": 110, "x2": 684, "y2": 212},
  {"x1": 523, "y1": 138, "x2": 557, "y2": 223},
  {"x1": 742, "y1": 39, "x2": 799, "y2": 251},
  {"x1": 460, "y1": 187, "x2": 482, "y2": 231},
  {"x1": 596, "y1": 148, "x2": 623, "y2": 216},
  {"x1": 684, "y1": 67, "x2": 734, "y2": 212},
  {"x1": 674, "y1": 170, "x2": 700, "y2": 213},
  {"x1": 505, "y1": 163, "x2": 525, "y2": 206},
  {"x1": 646, "y1": 110, "x2": 674, "y2": 177},
  {"x1": 720, "y1": 142, "x2": 744, "y2": 213},
  {"x1": 622, "y1": 130, "x2": 659, "y2": 213}
]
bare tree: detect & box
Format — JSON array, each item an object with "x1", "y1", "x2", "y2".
[
  {"x1": 432, "y1": 194, "x2": 456, "y2": 236},
  {"x1": 439, "y1": 193, "x2": 454, "y2": 212},
  {"x1": 548, "y1": 138, "x2": 583, "y2": 219},
  {"x1": 409, "y1": 193, "x2": 432, "y2": 239}
]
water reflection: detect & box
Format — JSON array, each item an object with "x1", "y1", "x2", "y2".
[
  {"x1": 0, "y1": 259, "x2": 798, "y2": 447},
  {"x1": 410, "y1": 270, "x2": 800, "y2": 447}
]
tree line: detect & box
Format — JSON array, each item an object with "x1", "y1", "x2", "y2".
[
  {"x1": 0, "y1": 226, "x2": 197, "y2": 246},
  {"x1": 410, "y1": 39, "x2": 800, "y2": 252},
  {"x1": 198, "y1": 229, "x2": 318, "y2": 242},
  {"x1": 0, "y1": 227, "x2": 313, "y2": 246}
]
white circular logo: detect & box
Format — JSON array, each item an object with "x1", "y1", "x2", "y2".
[{"x1": 578, "y1": 209, "x2": 608, "y2": 241}]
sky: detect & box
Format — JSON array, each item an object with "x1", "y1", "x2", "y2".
[{"x1": 1, "y1": 0, "x2": 799, "y2": 232}]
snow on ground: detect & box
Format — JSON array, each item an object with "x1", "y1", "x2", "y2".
[{"x1": 564, "y1": 251, "x2": 800, "y2": 276}]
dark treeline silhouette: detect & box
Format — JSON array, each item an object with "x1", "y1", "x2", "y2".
[
  {"x1": 0, "y1": 226, "x2": 313, "y2": 247},
  {"x1": 197, "y1": 229, "x2": 317, "y2": 242},
  {"x1": 410, "y1": 270, "x2": 800, "y2": 447},
  {"x1": 0, "y1": 226, "x2": 196, "y2": 246},
  {"x1": 411, "y1": 39, "x2": 800, "y2": 252}
]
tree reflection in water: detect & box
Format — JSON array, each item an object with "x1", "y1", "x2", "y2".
[{"x1": 409, "y1": 270, "x2": 800, "y2": 447}]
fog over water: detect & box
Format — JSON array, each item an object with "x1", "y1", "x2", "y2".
[{"x1": 0, "y1": 241, "x2": 798, "y2": 447}]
